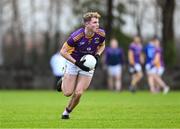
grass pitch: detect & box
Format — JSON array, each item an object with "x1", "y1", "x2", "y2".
[{"x1": 0, "y1": 90, "x2": 180, "y2": 128}]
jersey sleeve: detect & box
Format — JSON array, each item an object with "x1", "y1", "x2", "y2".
[
  {"x1": 96, "y1": 28, "x2": 106, "y2": 44},
  {"x1": 129, "y1": 43, "x2": 134, "y2": 51},
  {"x1": 66, "y1": 36, "x2": 76, "y2": 47},
  {"x1": 66, "y1": 28, "x2": 84, "y2": 47}
]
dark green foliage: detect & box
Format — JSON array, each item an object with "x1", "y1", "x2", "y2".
[{"x1": 163, "y1": 40, "x2": 176, "y2": 67}]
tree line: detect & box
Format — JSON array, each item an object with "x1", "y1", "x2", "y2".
[{"x1": 0, "y1": 0, "x2": 177, "y2": 69}]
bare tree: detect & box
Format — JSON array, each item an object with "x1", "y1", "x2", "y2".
[
  {"x1": 127, "y1": 0, "x2": 148, "y2": 37},
  {"x1": 11, "y1": 0, "x2": 25, "y2": 67},
  {"x1": 153, "y1": 0, "x2": 161, "y2": 36},
  {"x1": 30, "y1": 0, "x2": 36, "y2": 40},
  {"x1": 105, "y1": 0, "x2": 113, "y2": 42},
  {"x1": 54, "y1": 0, "x2": 61, "y2": 51},
  {"x1": 0, "y1": 0, "x2": 4, "y2": 65},
  {"x1": 157, "y1": 0, "x2": 176, "y2": 66}
]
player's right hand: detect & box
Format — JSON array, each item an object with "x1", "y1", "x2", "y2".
[
  {"x1": 75, "y1": 60, "x2": 90, "y2": 72},
  {"x1": 150, "y1": 62, "x2": 155, "y2": 69},
  {"x1": 94, "y1": 54, "x2": 100, "y2": 68}
]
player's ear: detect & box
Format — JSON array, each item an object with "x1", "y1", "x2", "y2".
[{"x1": 84, "y1": 21, "x2": 89, "y2": 27}]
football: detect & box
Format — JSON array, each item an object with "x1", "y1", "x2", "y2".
[{"x1": 80, "y1": 54, "x2": 97, "y2": 69}]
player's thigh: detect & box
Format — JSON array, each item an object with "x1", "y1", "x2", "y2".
[
  {"x1": 157, "y1": 67, "x2": 164, "y2": 76},
  {"x1": 115, "y1": 66, "x2": 122, "y2": 80},
  {"x1": 115, "y1": 74, "x2": 121, "y2": 81},
  {"x1": 75, "y1": 75, "x2": 93, "y2": 95},
  {"x1": 137, "y1": 71, "x2": 143, "y2": 78},
  {"x1": 62, "y1": 73, "x2": 77, "y2": 96}
]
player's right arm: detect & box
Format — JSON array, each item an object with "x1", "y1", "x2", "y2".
[
  {"x1": 96, "y1": 41, "x2": 105, "y2": 56},
  {"x1": 60, "y1": 42, "x2": 76, "y2": 64},
  {"x1": 60, "y1": 42, "x2": 90, "y2": 72}
]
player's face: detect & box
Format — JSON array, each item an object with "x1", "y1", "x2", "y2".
[
  {"x1": 86, "y1": 17, "x2": 99, "y2": 32},
  {"x1": 110, "y1": 39, "x2": 118, "y2": 48},
  {"x1": 134, "y1": 36, "x2": 141, "y2": 44},
  {"x1": 154, "y1": 39, "x2": 160, "y2": 47}
]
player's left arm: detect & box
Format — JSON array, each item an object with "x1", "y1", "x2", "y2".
[
  {"x1": 96, "y1": 41, "x2": 105, "y2": 56},
  {"x1": 94, "y1": 41, "x2": 105, "y2": 68}
]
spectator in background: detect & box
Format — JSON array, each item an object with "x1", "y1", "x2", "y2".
[
  {"x1": 128, "y1": 36, "x2": 144, "y2": 92},
  {"x1": 50, "y1": 52, "x2": 66, "y2": 90},
  {"x1": 104, "y1": 38, "x2": 124, "y2": 91}
]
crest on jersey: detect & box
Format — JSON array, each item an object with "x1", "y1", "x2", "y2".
[{"x1": 94, "y1": 37, "x2": 100, "y2": 44}]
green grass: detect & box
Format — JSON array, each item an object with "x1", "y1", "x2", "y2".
[{"x1": 0, "y1": 90, "x2": 180, "y2": 128}]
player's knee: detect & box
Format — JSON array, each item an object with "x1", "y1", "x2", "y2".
[
  {"x1": 63, "y1": 91, "x2": 73, "y2": 97},
  {"x1": 75, "y1": 90, "x2": 83, "y2": 97}
]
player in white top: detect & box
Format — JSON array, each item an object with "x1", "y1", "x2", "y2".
[{"x1": 50, "y1": 52, "x2": 66, "y2": 90}]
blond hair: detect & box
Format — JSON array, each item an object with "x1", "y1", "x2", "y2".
[{"x1": 83, "y1": 12, "x2": 101, "y2": 23}]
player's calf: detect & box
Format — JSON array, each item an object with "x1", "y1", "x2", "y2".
[{"x1": 57, "y1": 78, "x2": 62, "y2": 92}]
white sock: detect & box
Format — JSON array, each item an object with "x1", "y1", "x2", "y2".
[{"x1": 62, "y1": 109, "x2": 69, "y2": 115}]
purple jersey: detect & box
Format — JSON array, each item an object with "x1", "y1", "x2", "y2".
[
  {"x1": 105, "y1": 47, "x2": 124, "y2": 66},
  {"x1": 129, "y1": 42, "x2": 142, "y2": 64},
  {"x1": 66, "y1": 28, "x2": 105, "y2": 61}
]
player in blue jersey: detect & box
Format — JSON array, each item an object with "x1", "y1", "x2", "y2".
[
  {"x1": 144, "y1": 37, "x2": 169, "y2": 93},
  {"x1": 128, "y1": 36, "x2": 144, "y2": 92},
  {"x1": 59, "y1": 12, "x2": 105, "y2": 119},
  {"x1": 144, "y1": 37, "x2": 157, "y2": 93},
  {"x1": 104, "y1": 38, "x2": 124, "y2": 91}
]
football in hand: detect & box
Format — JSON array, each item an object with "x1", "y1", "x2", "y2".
[{"x1": 80, "y1": 54, "x2": 97, "y2": 70}]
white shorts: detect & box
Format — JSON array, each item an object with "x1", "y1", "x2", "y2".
[
  {"x1": 145, "y1": 63, "x2": 156, "y2": 74},
  {"x1": 146, "y1": 64, "x2": 164, "y2": 76},
  {"x1": 107, "y1": 64, "x2": 122, "y2": 77},
  {"x1": 65, "y1": 61, "x2": 94, "y2": 77},
  {"x1": 156, "y1": 67, "x2": 165, "y2": 76},
  {"x1": 129, "y1": 63, "x2": 142, "y2": 73}
]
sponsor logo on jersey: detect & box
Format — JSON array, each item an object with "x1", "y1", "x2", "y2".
[
  {"x1": 79, "y1": 41, "x2": 85, "y2": 46},
  {"x1": 87, "y1": 47, "x2": 92, "y2": 51}
]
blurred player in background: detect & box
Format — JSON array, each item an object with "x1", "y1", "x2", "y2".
[
  {"x1": 50, "y1": 52, "x2": 66, "y2": 90},
  {"x1": 144, "y1": 37, "x2": 169, "y2": 94},
  {"x1": 144, "y1": 37, "x2": 157, "y2": 93},
  {"x1": 152, "y1": 39, "x2": 170, "y2": 94},
  {"x1": 104, "y1": 38, "x2": 124, "y2": 91},
  {"x1": 58, "y1": 12, "x2": 105, "y2": 119},
  {"x1": 128, "y1": 36, "x2": 144, "y2": 92}
]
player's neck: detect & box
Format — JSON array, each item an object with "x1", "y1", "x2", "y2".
[
  {"x1": 134, "y1": 42, "x2": 140, "y2": 45},
  {"x1": 85, "y1": 28, "x2": 94, "y2": 38}
]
